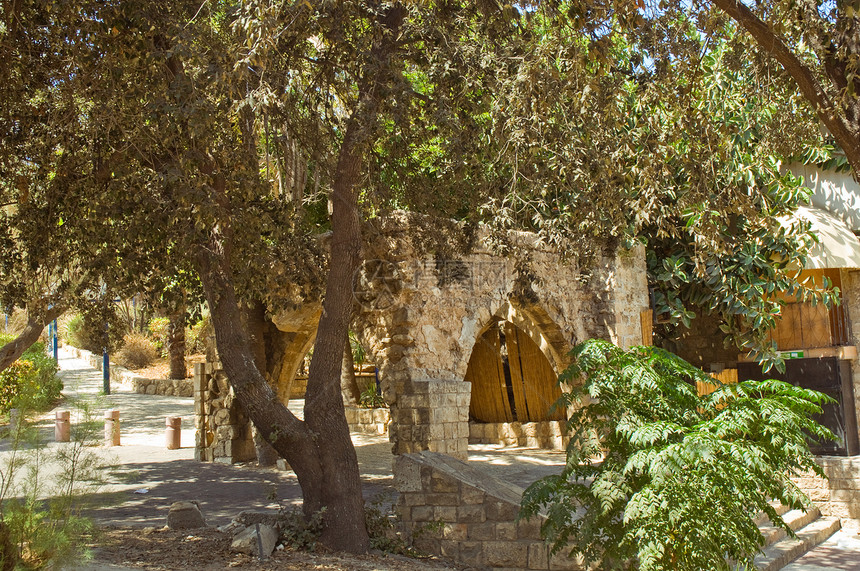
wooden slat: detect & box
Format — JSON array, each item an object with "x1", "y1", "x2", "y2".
[
  {"x1": 640, "y1": 309, "x2": 653, "y2": 346},
  {"x1": 504, "y1": 322, "x2": 529, "y2": 423},
  {"x1": 465, "y1": 325, "x2": 512, "y2": 423},
  {"x1": 504, "y1": 323, "x2": 565, "y2": 422},
  {"x1": 697, "y1": 368, "x2": 738, "y2": 397}
]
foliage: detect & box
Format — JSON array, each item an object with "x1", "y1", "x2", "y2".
[
  {"x1": 185, "y1": 315, "x2": 211, "y2": 356},
  {"x1": 521, "y1": 339, "x2": 834, "y2": 571},
  {"x1": 65, "y1": 308, "x2": 126, "y2": 355},
  {"x1": 359, "y1": 385, "x2": 386, "y2": 410},
  {"x1": 0, "y1": 336, "x2": 60, "y2": 414},
  {"x1": 147, "y1": 318, "x2": 170, "y2": 358},
  {"x1": 277, "y1": 507, "x2": 326, "y2": 552},
  {"x1": 364, "y1": 494, "x2": 414, "y2": 556},
  {"x1": 0, "y1": 397, "x2": 105, "y2": 569},
  {"x1": 115, "y1": 333, "x2": 159, "y2": 370}
]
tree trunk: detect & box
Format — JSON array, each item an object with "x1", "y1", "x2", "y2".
[
  {"x1": 193, "y1": 5, "x2": 405, "y2": 554},
  {"x1": 167, "y1": 312, "x2": 186, "y2": 380},
  {"x1": 0, "y1": 306, "x2": 64, "y2": 372},
  {"x1": 341, "y1": 338, "x2": 361, "y2": 406},
  {"x1": 243, "y1": 301, "x2": 279, "y2": 467}
]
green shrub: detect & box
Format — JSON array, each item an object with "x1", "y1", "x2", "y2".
[
  {"x1": 359, "y1": 385, "x2": 386, "y2": 409},
  {"x1": 0, "y1": 336, "x2": 61, "y2": 414},
  {"x1": 520, "y1": 339, "x2": 835, "y2": 571},
  {"x1": 65, "y1": 311, "x2": 125, "y2": 354},
  {"x1": 185, "y1": 315, "x2": 211, "y2": 355},
  {"x1": 115, "y1": 334, "x2": 158, "y2": 370},
  {"x1": 147, "y1": 317, "x2": 170, "y2": 356}
]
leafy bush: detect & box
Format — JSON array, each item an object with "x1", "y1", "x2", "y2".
[
  {"x1": 0, "y1": 399, "x2": 105, "y2": 568},
  {"x1": 359, "y1": 384, "x2": 386, "y2": 409},
  {"x1": 185, "y1": 315, "x2": 211, "y2": 355},
  {"x1": 65, "y1": 311, "x2": 125, "y2": 354},
  {"x1": 115, "y1": 333, "x2": 159, "y2": 370},
  {"x1": 0, "y1": 336, "x2": 61, "y2": 414},
  {"x1": 147, "y1": 317, "x2": 170, "y2": 356},
  {"x1": 520, "y1": 339, "x2": 834, "y2": 571}
]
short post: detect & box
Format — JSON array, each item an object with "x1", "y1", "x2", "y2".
[
  {"x1": 104, "y1": 409, "x2": 120, "y2": 446},
  {"x1": 55, "y1": 410, "x2": 70, "y2": 442},
  {"x1": 166, "y1": 416, "x2": 181, "y2": 450},
  {"x1": 8, "y1": 408, "x2": 20, "y2": 435}
]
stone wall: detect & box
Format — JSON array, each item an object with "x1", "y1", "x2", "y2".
[
  {"x1": 395, "y1": 451, "x2": 581, "y2": 570},
  {"x1": 69, "y1": 346, "x2": 193, "y2": 397},
  {"x1": 793, "y1": 456, "x2": 860, "y2": 531},
  {"x1": 469, "y1": 420, "x2": 568, "y2": 450},
  {"x1": 193, "y1": 363, "x2": 255, "y2": 463},
  {"x1": 344, "y1": 405, "x2": 390, "y2": 435}
]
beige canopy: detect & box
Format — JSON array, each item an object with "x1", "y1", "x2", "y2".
[{"x1": 791, "y1": 206, "x2": 860, "y2": 269}]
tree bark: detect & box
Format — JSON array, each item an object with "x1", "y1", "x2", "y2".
[
  {"x1": 0, "y1": 305, "x2": 64, "y2": 372},
  {"x1": 167, "y1": 312, "x2": 186, "y2": 380},
  {"x1": 710, "y1": 0, "x2": 860, "y2": 179}
]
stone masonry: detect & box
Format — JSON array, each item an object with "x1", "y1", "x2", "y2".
[
  {"x1": 198, "y1": 212, "x2": 651, "y2": 462},
  {"x1": 395, "y1": 451, "x2": 582, "y2": 570},
  {"x1": 194, "y1": 362, "x2": 255, "y2": 463},
  {"x1": 793, "y1": 456, "x2": 860, "y2": 530}
]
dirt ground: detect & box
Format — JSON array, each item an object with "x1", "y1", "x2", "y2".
[{"x1": 88, "y1": 526, "x2": 468, "y2": 571}]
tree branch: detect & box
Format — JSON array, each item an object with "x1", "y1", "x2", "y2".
[{"x1": 710, "y1": 0, "x2": 860, "y2": 177}]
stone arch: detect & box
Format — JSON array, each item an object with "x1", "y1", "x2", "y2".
[
  {"x1": 462, "y1": 298, "x2": 570, "y2": 425},
  {"x1": 270, "y1": 304, "x2": 322, "y2": 403}
]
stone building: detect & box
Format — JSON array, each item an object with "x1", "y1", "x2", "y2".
[{"x1": 195, "y1": 212, "x2": 652, "y2": 463}]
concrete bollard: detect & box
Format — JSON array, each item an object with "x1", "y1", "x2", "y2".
[
  {"x1": 104, "y1": 409, "x2": 120, "y2": 446},
  {"x1": 55, "y1": 410, "x2": 70, "y2": 442},
  {"x1": 8, "y1": 408, "x2": 20, "y2": 435},
  {"x1": 165, "y1": 416, "x2": 181, "y2": 450}
]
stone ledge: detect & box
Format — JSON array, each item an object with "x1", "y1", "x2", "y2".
[
  {"x1": 395, "y1": 451, "x2": 582, "y2": 570},
  {"x1": 67, "y1": 346, "x2": 193, "y2": 397}
]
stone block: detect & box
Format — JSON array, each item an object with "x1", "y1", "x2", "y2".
[
  {"x1": 486, "y1": 500, "x2": 519, "y2": 521},
  {"x1": 468, "y1": 522, "x2": 496, "y2": 541},
  {"x1": 459, "y1": 541, "x2": 483, "y2": 567},
  {"x1": 430, "y1": 475, "x2": 458, "y2": 494},
  {"x1": 433, "y1": 506, "x2": 457, "y2": 522},
  {"x1": 439, "y1": 539, "x2": 460, "y2": 559},
  {"x1": 461, "y1": 486, "x2": 485, "y2": 505},
  {"x1": 146, "y1": 385, "x2": 157, "y2": 395},
  {"x1": 517, "y1": 517, "x2": 543, "y2": 540},
  {"x1": 230, "y1": 524, "x2": 278, "y2": 557},
  {"x1": 456, "y1": 504, "x2": 485, "y2": 523},
  {"x1": 412, "y1": 537, "x2": 440, "y2": 555},
  {"x1": 484, "y1": 540, "x2": 529, "y2": 568},
  {"x1": 442, "y1": 523, "x2": 467, "y2": 541},
  {"x1": 495, "y1": 522, "x2": 517, "y2": 540},
  {"x1": 411, "y1": 505, "x2": 434, "y2": 521}
]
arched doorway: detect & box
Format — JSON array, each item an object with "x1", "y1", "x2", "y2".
[{"x1": 465, "y1": 320, "x2": 565, "y2": 423}]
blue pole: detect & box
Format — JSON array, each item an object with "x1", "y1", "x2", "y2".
[
  {"x1": 52, "y1": 319, "x2": 58, "y2": 361},
  {"x1": 103, "y1": 321, "x2": 110, "y2": 395}
]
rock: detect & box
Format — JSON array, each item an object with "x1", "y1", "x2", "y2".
[
  {"x1": 230, "y1": 524, "x2": 278, "y2": 557},
  {"x1": 166, "y1": 501, "x2": 206, "y2": 530}
]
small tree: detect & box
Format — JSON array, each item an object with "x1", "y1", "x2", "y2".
[{"x1": 521, "y1": 339, "x2": 835, "y2": 571}]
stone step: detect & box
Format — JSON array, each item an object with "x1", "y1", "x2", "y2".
[
  {"x1": 753, "y1": 503, "x2": 792, "y2": 527},
  {"x1": 753, "y1": 516, "x2": 841, "y2": 571},
  {"x1": 758, "y1": 507, "x2": 822, "y2": 549}
]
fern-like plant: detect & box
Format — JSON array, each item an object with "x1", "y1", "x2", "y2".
[{"x1": 520, "y1": 339, "x2": 836, "y2": 571}]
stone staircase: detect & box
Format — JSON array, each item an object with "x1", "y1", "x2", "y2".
[{"x1": 752, "y1": 504, "x2": 841, "y2": 570}]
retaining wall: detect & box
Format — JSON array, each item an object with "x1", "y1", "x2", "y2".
[
  {"x1": 67, "y1": 346, "x2": 193, "y2": 397},
  {"x1": 395, "y1": 451, "x2": 581, "y2": 570}
]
